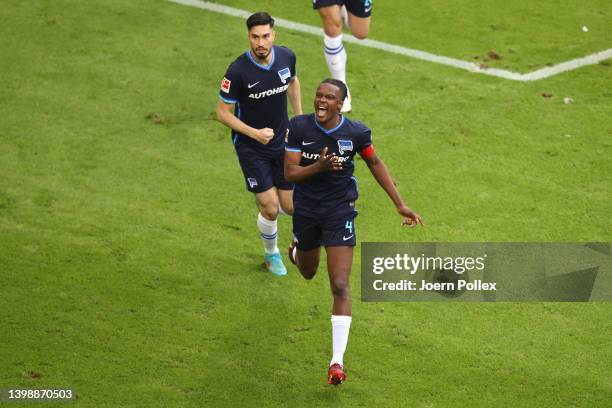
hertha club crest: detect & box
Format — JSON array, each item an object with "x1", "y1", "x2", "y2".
[
  {"x1": 338, "y1": 140, "x2": 353, "y2": 155},
  {"x1": 277, "y1": 67, "x2": 291, "y2": 84}
]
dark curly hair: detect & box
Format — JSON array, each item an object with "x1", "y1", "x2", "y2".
[{"x1": 320, "y1": 78, "x2": 347, "y2": 101}]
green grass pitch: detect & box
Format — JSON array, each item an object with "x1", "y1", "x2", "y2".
[{"x1": 1, "y1": 0, "x2": 611, "y2": 406}]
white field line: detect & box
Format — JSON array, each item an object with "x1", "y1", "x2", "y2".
[
  {"x1": 521, "y1": 48, "x2": 612, "y2": 80},
  {"x1": 169, "y1": 0, "x2": 612, "y2": 82}
]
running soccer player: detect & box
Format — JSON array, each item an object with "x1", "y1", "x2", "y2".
[
  {"x1": 216, "y1": 12, "x2": 302, "y2": 276},
  {"x1": 313, "y1": 0, "x2": 373, "y2": 112},
  {"x1": 284, "y1": 79, "x2": 423, "y2": 384}
]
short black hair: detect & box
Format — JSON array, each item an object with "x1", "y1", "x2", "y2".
[
  {"x1": 320, "y1": 78, "x2": 347, "y2": 101},
  {"x1": 246, "y1": 12, "x2": 274, "y2": 30}
]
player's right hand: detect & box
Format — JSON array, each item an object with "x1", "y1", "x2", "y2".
[
  {"x1": 254, "y1": 127, "x2": 274, "y2": 144},
  {"x1": 316, "y1": 147, "x2": 342, "y2": 172}
]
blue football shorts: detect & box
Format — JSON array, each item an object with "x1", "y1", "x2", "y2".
[
  {"x1": 312, "y1": 0, "x2": 373, "y2": 18},
  {"x1": 235, "y1": 143, "x2": 293, "y2": 193},
  {"x1": 292, "y1": 210, "x2": 358, "y2": 251}
]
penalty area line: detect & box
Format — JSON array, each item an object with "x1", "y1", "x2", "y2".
[{"x1": 168, "y1": 0, "x2": 612, "y2": 82}]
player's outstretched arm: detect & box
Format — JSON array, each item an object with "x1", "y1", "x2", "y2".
[
  {"x1": 216, "y1": 99, "x2": 274, "y2": 144},
  {"x1": 287, "y1": 76, "x2": 303, "y2": 116},
  {"x1": 284, "y1": 147, "x2": 342, "y2": 182},
  {"x1": 362, "y1": 152, "x2": 424, "y2": 227}
]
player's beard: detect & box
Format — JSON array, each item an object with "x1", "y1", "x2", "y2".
[{"x1": 253, "y1": 46, "x2": 270, "y2": 61}]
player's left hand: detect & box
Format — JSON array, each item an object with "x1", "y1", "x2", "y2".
[{"x1": 398, "y1": 206, "x2": 424, "y2": 228}]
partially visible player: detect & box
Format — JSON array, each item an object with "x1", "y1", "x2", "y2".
[
  {"x1": 313, "y1": 0, "x2": 373, "y2": 112},
  {"x1": 284, "y1": 79, "x2": 423, "y2": 384},
  {"x1": 216, "y1": 12, "x2": 302, "y2": 276}
]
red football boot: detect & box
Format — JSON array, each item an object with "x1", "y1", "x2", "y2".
[{"x1": 327, "y1": 363, "x2": 346, "y2": 385}]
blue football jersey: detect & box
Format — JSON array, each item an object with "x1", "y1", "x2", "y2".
[
  {"x1": 219, "y1": 46, "x2": 296, "y2": 151},
  {"x1": 286, "y1": 114, "x2": 372, "y2": 217}
]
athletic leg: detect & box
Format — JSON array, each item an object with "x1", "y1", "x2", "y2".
[
  {"x1": 277, "y1": 189, "x2": 294, "y2": 216},
  {"x1": 317, "y1": 5, "x2": 348, "y2": 106},
  {"x1": 318, "y1": 6, "x2": 346, "y2": 83},
  {"x1": 294, "y1": 246, "x2": 321, "y2": 280},
  {"x1": 271, "y1": 144, "x2": 293, "y2": 216},
  {"x1": 345, "y1": 0, "x2": 372, "y2": 39},
  {"x1": 255, "y1": 188, "x2": 286, "y2": 276},
  {"x1": 318, "y1": 5, "x2": 343, "y2": 37},
  {"x1": 256, "y1": 187, "x2": 279, "y2": 221},
  {"x1": 289, "y1": 213, "x2": 324, "y2": 279},
  {"x1": 326, "y1": 246, "x2": 353, "y2": 316},
  {"x1": 235, "y1": 144, "x2": 287, "y2": 275},
  {"x1": 347, "y1": 13, "x2": 371, "y2": 39},
  {"x1": 326, "y1": 245, "x2": 354, "y2": 384},
  {"x1": 317, "y1": 6, "x2": 351, "y2": 112}
]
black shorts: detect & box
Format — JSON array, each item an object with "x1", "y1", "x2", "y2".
[
  {"x1": 293, "y1": 211, "x2": 357, "y2": 251},
  {"x1": 313, "y1": 0, "x2": 373, "y2": 18},
  {"x1": 235, "y1": 143, "x2": 293, "y2": 193}
]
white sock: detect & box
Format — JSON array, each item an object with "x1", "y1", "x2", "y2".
[
  {"x1": 257, "y1": 212, "x2": 278, "y2": 255},
  {"x1": 330, "y1": 315, "x2": 352, "y2": 367},
  {"x1": 324, "y1": 34, "x2": 346, "y2": 84}
]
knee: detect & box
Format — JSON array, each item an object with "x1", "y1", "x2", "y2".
[
  {"x1": 280, "y1": 202, "x2": 294, "y2": 216},
  {"x1": 322, "y1": 17, "x2": 342, "y2": 37},
  {"x1": 259, "y1": 203, "x2": 279, "y2": 220},
  {"x1": 300, "y1": 266, "x2": 317, "y2": 280},
  {"x1": 351, "y1": 25, "x2": 370, "y2": 39},
  {"x1": 349, "y1": 18, "x2": 370, "y2": 39},
  {"x1": 324, "y1": 25, "x2": 342, "y2": 37},
  {"x1": 330, "y1": 275, "x2": 350, "y2": 299},
  {"x1": 352, "y1": 30, "x2": 368, "y2": 40}
]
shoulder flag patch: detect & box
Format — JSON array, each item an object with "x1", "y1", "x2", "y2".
[{"x1": 221, "y1": 77, "x2": 231, "y2": 93}]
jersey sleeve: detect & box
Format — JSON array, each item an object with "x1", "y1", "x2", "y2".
[
  {"x1": 285, "y1": 117, "x2": 302, "y2": 152},
  {"x1": 357, "y1": 125, "x2": 372, "y2": 151},
  {"x1": 218, "y1": 63, "x2": 242, "y2": 104},
  {"x1": 280, "y1": 46, "x2": 297, "y2": 80},
  {"x1": 289, "y1": 48, "x2": 297, "y2": 78},
  {"x1": 357, "y1": 124, "x2": 374, "y2": 158}
]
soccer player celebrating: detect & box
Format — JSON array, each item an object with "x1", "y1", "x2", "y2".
[
  {"x1": 216, "y1": 12, "x2": 302, "y2": 276},
  {"x1": 313, "y1": 0, "x2": 373, "y2": 112},
  {"x1": 284, "y1": 79, "x2": 423, "y2": 384}
]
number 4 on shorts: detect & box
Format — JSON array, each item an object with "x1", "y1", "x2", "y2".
[{"x1": 345, "y1": 220, "x2": 353, "y2": 234}]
